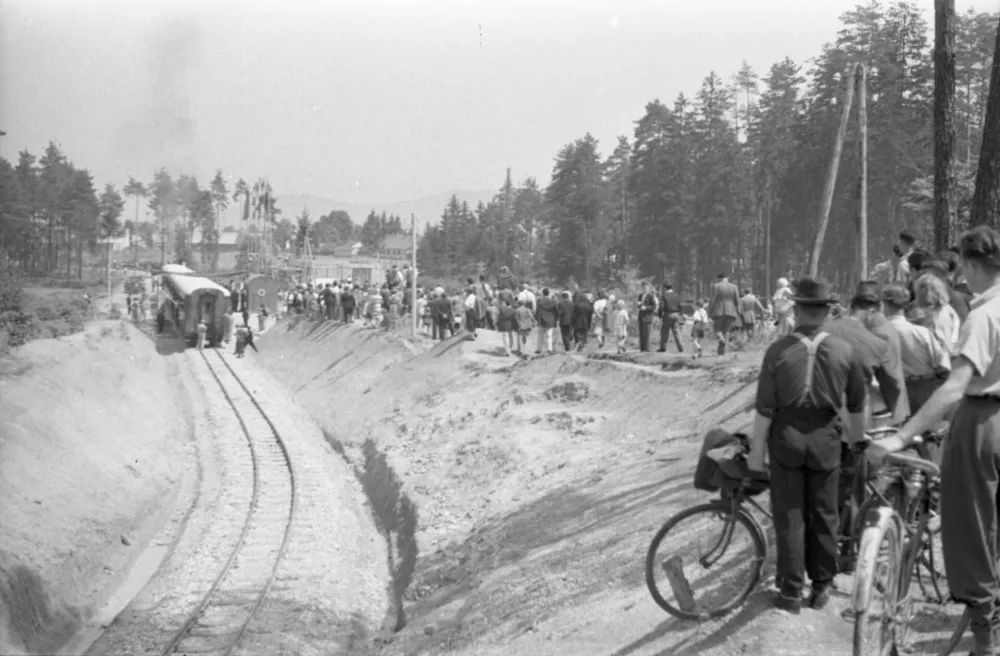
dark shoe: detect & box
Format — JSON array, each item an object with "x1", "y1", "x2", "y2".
[
  {"x1": 773, "y1": 590, "x2": 802, "y2": 613},
  {"x1": 808, "y1": 585, "x2": 832, "y2": 610}
]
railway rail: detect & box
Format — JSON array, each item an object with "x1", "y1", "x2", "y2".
[{"x1": 157, "y1": 349, "x2": 297, "y2": 656}]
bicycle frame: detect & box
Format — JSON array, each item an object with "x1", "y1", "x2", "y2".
[{"x1": 702, "y1": 488, "x2": 771, "y2": 569}]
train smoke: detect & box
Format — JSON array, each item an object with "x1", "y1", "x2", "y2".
[{"x1": 116, "y1": 14, "x2": 203, "y2": 176}]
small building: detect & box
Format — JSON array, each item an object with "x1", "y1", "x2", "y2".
[
  {"x1": 380, "y1": 234, "x2": 412, "y2": 260},
  {"x1": 332, "y1": 242, "x2": 363, "y2": 258},
  {"x1": 246, "y1": 274, "x2": 279, "y2": 313}
]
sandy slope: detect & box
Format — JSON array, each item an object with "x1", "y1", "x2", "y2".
[
  {"x1": 0, "y1": 322, "x2": 194, "y2": 655},
  {"x1": 257, "y1": 319, "x2": 969, "y2": 656}
]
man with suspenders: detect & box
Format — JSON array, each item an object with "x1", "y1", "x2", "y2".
[{"x1": 747, "y1": 277, "x2": 867, "y2": 612}]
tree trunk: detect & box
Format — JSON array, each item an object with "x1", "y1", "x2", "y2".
[
  {"x1": 934, "y1": 0, "x2": 958, "y2": 248},
  {"x1": 810, "y1": 63, "x2": 858, "y2": 278},
  {"x1": 970, "y1": 13, "x2": 1000, "y2": 228}
]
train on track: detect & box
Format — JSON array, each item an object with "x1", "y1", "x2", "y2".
[{"x1": 158, "y1": 264, "x2": 231, "y2": 346}]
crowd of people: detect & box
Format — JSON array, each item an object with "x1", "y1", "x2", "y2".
[{"x1": 744, "y1": 225, "x2": 1000, "y2": 655}]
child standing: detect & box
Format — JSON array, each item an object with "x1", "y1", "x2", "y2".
[
  {"x1": 514, "y1": 300, "x2": 536, "y2": 356},
  {"x1": 691, "y1": 300, "x2": 708, "y2": 358},
  {"x1": 196, "y1": 318, "x2": 208, "y2": 351},
  {"x1": 613, "y1": 299, "x2": 629, "y2": 354}
]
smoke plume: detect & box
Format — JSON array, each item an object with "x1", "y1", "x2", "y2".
[{"x1": 116, "y1": 14, "x2": 203, "y2": 176}]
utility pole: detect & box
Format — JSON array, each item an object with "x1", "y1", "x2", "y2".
[
  {"x1": 411, "y1": 213, "x2": 417, "y2": 339},
  {"x1": 858, "y1": 64, "x2": 869, "y2": 278},
  {"x1": 809, "y1": 62, "x2": 859, "y2": 278}
]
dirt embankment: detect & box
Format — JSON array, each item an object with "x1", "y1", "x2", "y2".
[
  {"x1": 258, "y1": 319, "x2": 783, "y2": 654},
  {"x1": 0, "y1": 322, "x2": 193, "y2": 655}
]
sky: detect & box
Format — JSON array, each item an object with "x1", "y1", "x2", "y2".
[{"x1": 2, "y1": 0, "x2": 999, "y2": 210}]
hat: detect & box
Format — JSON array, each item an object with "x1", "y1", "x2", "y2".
[
  {"x1": 790, "y1": 277, "x2": 836, "y2": 305},
  {"x1": 852, "y1": 280, "x2": 880, "y2": 305},
  {"x1": 881, "y1": 284, "x2": 911, "y2": 307}
]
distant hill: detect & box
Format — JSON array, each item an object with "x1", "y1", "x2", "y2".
[{"x1": 267, "y1": 189, "x2": 497, "y2": 233}]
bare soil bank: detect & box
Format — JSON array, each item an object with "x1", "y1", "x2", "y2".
[{"x1": 0, "y1": 322, "x2": 193, "y2": 655}]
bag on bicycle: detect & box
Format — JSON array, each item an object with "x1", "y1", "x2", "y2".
[{"x1": 693, "y1": 428, "x2": 769, "y2": 496}]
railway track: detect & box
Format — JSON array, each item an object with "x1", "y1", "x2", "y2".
[{"x1": 156, "y1": 348, "x2": 298, "y2": 656}]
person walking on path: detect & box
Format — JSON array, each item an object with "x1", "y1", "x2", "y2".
[
  {"x1": 738, "y1": 288, "x2": 766, "y2": 340},
  {"x1": 497, "y1": 298, "x2": 518, "y2": 356},
  {"x1": 872, "y1": 226, "x2": 1000, "y2": 655},
  {"x1": 571, "y1": 291, "x2": 594, "y2": 352},
  {"x1": 691, "y1": 300, "x2": 708, "y2": 357},
  {"x1": 708, "y1": 272, "x2": 739, "y2": 355},
  {"x1": 613, "y1": 299, "x2": 629, "y2": 354},
  {"x1": 535, "y1": 288, "x2": 559, "y2": 354},
  {"x1": 558, "y1": 290, "x2": 575, "y2": 351},
  {"x1": 658, "y1": 283, "x2": 684, "y2": 353},
  {"x1": 746, "y1": 277, "x2": 867, "y2": 613},
  {"x1": 514, "y1": 300, "x2": 535, "y2": 356},
  {"x1": 773, "y1": 278, "x2": 795, "y2": 337},
  {"x1": 637, "y1": 282, "x2": 658, "y2": 352},
  {"x1": 592, "y1": 292, "x2": 609, "y2": 349}
]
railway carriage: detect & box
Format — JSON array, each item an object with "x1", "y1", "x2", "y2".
[{"x1": 159, "y1": 264, "x2": 231, "y2": 346}]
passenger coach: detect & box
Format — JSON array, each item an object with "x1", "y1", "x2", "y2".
[{"x1": 159, "y1": 264, "x2": 231, "y2": 346}]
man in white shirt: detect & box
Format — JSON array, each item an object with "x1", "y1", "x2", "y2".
[
  {"x1": 517, "y1": 283, "x2": 537, "y2": 313},
  {"x1": 883, "y1": 284, "x2": 950, "y2": 414}
]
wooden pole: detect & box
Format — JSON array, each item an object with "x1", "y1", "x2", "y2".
[
  {"x1": 809, "y1": 62, "x2": 859, "y2": 278},
  {"x1": 858, "y1": 64, "x2": 869, "y2": 279},
  {"x1": 934, "y1": 0, "x2": 957, "y2": 249},
  {"x1": 411, "y1": 213, "x2": 417, "y2": 339}
]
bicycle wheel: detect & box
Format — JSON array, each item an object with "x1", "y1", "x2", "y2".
[
  {"x1": 853, "y1": 506, "x2": 904, "y2": 656},
  {"x1": 645, "y1": 500, "x2": 766, "y2": 620}
]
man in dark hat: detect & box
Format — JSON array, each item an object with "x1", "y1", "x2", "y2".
[
  {"x1": 748, "y1": 277, "x2": 867, "y2": 612},
  {"x1": 823, "y1": 283, "x2": 905, "y2": 422}
]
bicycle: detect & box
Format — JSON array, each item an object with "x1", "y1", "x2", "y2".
[
  {"x1": 850, "y1": 427, "x2": 964, "y2": 656},
  {"x1": 645, "y1": 435, "x2": 771, "y2": 620}
]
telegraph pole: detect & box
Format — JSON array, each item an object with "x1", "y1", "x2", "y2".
[{"x1": 410, "y1": 213, "x2": 417, "y2": 339}]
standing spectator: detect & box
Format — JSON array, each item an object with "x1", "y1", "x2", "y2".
[
  {"x1": 464, "y1": 286, "x2": 481, "y2": 339},
  {"x1": 514, "y1": 300, "x2": 536, "y2": 355},
  {"x1": 895, "y1": 230, "x2": 917, "y2": 284},
  {"x1": 258, "y1": 306, "x2": 269, "y2": 332},
  {"x1": 637, "y1": 282, "x2": 658, "y2": 352},
  {"x1": 497, "y1": 265, "x2": 517, "y2": 292},
  {"x1": 341, "y1": 286, "x2": 356, "y2": 323},
  {"x1": 558, "y1": 290, "x2": 575, "y2": 351},
  {"x1": 432, "y1": 288, "x2": 454, "y2": 340},
  {"x1": 517, "y1": 283, "x2": 537, "y2": 313},
  {"x1": 658, "y1": 283, "x2": 684, "y2": 353},
  {"x1": 196, "y1": 317, "x2": 207, "y2": 351},
  {"x1": 708, "y1": 272, "x2": 739, "y2": 355},
  {"x1": 322, "y1": 283, "x2": 337, "y2": 321},
  {"x1": 613, "y1": 299, "x2": 629, "y2": 354},
  {"x1": 592, "y1": 292, "x2": 609, "y2": 349},
  {"x1": 572, "y1": 292, "x2": 594, "y2": 352},
  {"x1": 602, "y1": 293, "x2": 617, "y2": 350},
  {"x1": 913, "y1": 273, "x2": 961, "y2": 353},
  {"x1": 222, "y1": 308, "x2": 234, "y2": 345},
  {"x1": 415, "y1": 291, "x2": 429, "y2": 336},
  {"x1": 239, "y1": 284, "x2": 250, "y2": 326},
  {"x1": 497, "y1": 298, "x2": 518, "y2": 356},
  {"x1": 535, "y1": 288, "x2": 559, "y2": 354},
  {"x1": 738, "y1": 288, "x2": 766, "y2": 339},
  {"x1": 691, "y1": 300, "x2": 708, "y2": 358},
  {"x1": 773, "y1": 277, "x2": 795, "y2": 337}
]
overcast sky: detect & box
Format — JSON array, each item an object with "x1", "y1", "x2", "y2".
[{"x1": 1, "y1": 0, "x2": 998, "y2": 207}]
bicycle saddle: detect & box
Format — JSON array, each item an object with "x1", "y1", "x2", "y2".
[{"x1": 884, "y1": 450, "x2": 940, "y2": 478}]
